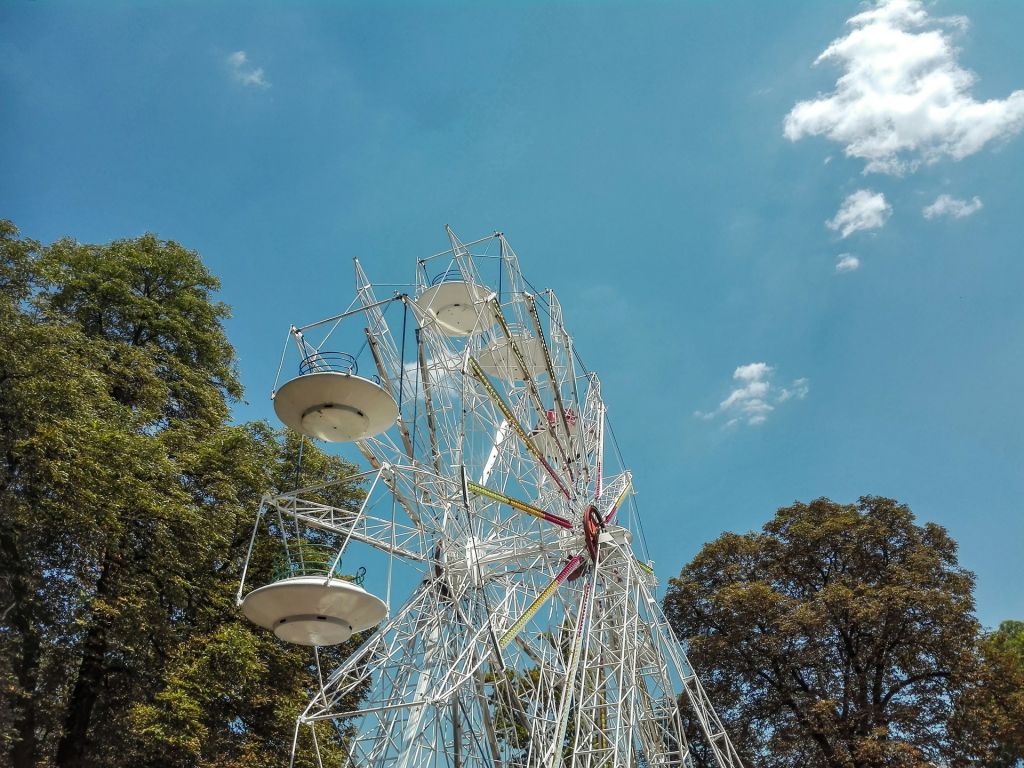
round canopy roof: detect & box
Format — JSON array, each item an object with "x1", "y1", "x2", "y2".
[
  {"x1": 274, "y1": 372, "x2": 398, "y2": 442},
  {"x1": 476, "y1": 334, "x2": 548, "y2": 381},
  {"x1": 241, "y1": 576, "x2": 388, "y2": 646},
  {"x1": 414, "y1": 281, "x2": 494, "y2": 336}
]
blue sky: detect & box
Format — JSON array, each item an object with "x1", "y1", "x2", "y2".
[{"x1": 2, "y1": 0, "x2": 1021, "y2": 627}]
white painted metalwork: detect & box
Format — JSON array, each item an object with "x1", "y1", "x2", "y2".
[
  {"x1": 274, "y1": 371, "x2": 399, "y2": 442},
  {"x1": 242, "y1": 577, "x2": 387, "y2": 646},
  {"x1": 240, "y1": 228, "x2": 747, "y2": 768}
]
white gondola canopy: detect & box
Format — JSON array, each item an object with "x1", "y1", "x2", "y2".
[
  {"x1": 242, "y1": 576, "x2": 387, "y2": 646},
  {"x1": 273, "y1": 352, "x2": 398, "y2": 442},
  {"x1": 475, "y1": 330, "x2": 548, "y2": 381},
  {"x1": 414, "y1": 275, "x2": 495, "y2": 336}
]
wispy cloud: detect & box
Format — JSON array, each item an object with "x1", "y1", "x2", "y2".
[
  {"x1": 227, "y1": 51, "x2": 270, "y2": 89},
  {"x1": 695, "y1": 363, "x2": 809, "y2": 428},
  {"x1": 827, "y1": 190, "x2": 892, "y2": 238},
  {"x1": 777, "y1": 378, "x2": 810, "y2": 403},
  {"x1": 784, "y1": 0, "x2": 1024, "y2": 175},
  {"x1": 835, "y1": 254, "x2": 861, "y2": 272},
  {"x1": 922, "y1": 194, "x2": 983, "y2": 220}
]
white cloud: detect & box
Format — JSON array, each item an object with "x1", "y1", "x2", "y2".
[
  {"x1": 227, "y1": 51, "x2": 270, "y2": 89},
  {"x1": 695, "y1": 364, "x2": 809, "y2": 428},
  {"x1": 777, "y1": 378, "x2": 810, "y2": 403},
  {"x1": 784, "y1": 0, "x2": 1024, "y2": 175},
  {"x1": 835, "y1": 254, "x2": 861, "y2": 272},
  {"x1": 922, "y1": 193, "x2": 982, "y2": 219},
  {"x1": 827, "y1": 189, "x2": 892, "y2": 238},
  {"x1": 733, "y1": 362, "x2": 772, "y2": 382}
]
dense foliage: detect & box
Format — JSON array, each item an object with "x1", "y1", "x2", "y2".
[
  {"x1": 0, "y1": 222, "x2": 362, "y2": 768},
  {"x1": 664, "y1": 496, "x2": 1022, "y2": 768},
  {"x1": 950, "y1": 620, "x2": 1024, "y2": 766}
]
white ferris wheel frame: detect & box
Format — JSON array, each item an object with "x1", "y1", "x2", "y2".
[{"x1": 238, "y1": 227, "x2": 747, "y2": 768}]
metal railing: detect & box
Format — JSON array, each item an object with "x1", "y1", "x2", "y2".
[
  {"x1": 272, "y1": 543, "x2": 366, "y2": 585},
  {"x1": 299, "y1": 351, "x2": 358, "y2": 376},
  {"x1": 430, "y1": 268, "x2": 468, "y2": 286}
]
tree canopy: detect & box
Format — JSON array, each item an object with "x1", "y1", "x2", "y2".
[
  {"x1": 663, "y1": 496, "x2": 988, "y2": 768},
  {"x1": 0, "y1": 222, "x2": 363, "y2": 768},
  {"x1": 950, "y1": 619, "x2": 1024, "y2": 766}
]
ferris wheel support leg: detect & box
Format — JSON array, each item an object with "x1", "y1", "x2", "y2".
[
  {"x1": 571, "y1": 566, "x2": 604, "y2": 768},
  {"x1": 548, "y1": 559, "x2": 599, "y2": 768},
  {"x1": 470, "y1": 665, "x2": 505, "y2": 766},
  {"x1": 646, "y1": 600, "x2": 746, "y2": 768},
  {"x1": 288, "y1": 717, "x2": 301, "y2": 768},
  {"x1": 494, "y1": 642, "x2": 536, "y2": 736},
  {"x1": 396, "y1": 617, "x2": 441, "y2": 768},
  {"x1": 307, "y1": 583, "x2": 437, "y2": 719}
]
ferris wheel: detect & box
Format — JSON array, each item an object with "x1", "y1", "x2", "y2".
[{"x1": 237, "y1": 228, "x2": 746, "y2": 768}]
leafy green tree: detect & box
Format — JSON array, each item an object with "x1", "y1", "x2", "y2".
[
  {"x1": 0, "y1": 222, "x2": 364, "y2": 768},
  {"x1": 663, "y1": 496, "x2": 980, "y2": 768}
]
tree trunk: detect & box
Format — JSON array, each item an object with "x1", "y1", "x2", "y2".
[
  {"x1": 9, "y1": 626, "x2": 40, "y2": 768},
  {"x1": 54, "y1": 554, "x2": 116, "y2": 768},
  {"x1": 0, "y1": 507, "x2": 41, "y2": 768}
]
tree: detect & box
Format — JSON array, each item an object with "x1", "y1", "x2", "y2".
[
  {"x1": 949, "y1": 619, "x2": 1024, "y2": 767},
  {"x1": 663, "y1": 496, "x2": 980, "y2": 768},
  {"x1": 0, "y1": 222, "x2": 364, "y2": 767}
]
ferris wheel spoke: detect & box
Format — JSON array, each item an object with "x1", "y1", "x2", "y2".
[
  {"x1": 465, "y1": 480, "x2": 572, "y2": 530},
  {"x1": 489, "y1": 297, "x2": 576, "y2": 484},
  {"x1": 544, "y1": 288, "x2": 585, "y2": 432},
  {"x1": 490, "y1": 484, "x2": 627, "y2": 651},
  {"x1": 497, "y1": 554, "x2": 584, "y2": 649},
  {"x1": 602, "y1": 475, "x2": 633, "y2": 525},
  {"x1": 525, "y1": 292, "x2": 577, "y2": 466},
  {"x1": 468, "y1": 356, "x2": 573, "y2": 500}
]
